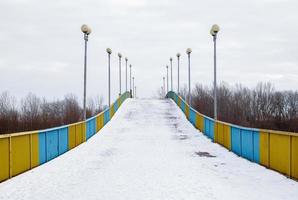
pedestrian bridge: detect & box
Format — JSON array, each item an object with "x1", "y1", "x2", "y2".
[{"x1": 0, "y1": 92, "x2": 297, "y2": 200}]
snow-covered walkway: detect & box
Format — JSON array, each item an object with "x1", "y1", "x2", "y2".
[{"x1": 0, "y1": 99, "x2": 297, "y2": 200}]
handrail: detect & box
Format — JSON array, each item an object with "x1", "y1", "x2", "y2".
[
  {"x1": 0, "y1": 91, "x2": 131, "y2": 183},
  {"x1": 167, "y1": 91, "x2": 298, "y2": 180}
]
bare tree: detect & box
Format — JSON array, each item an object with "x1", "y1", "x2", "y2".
[
  {"x1": 191, "y1": 82, "x2": 298, "y2": 132},
  {"x1": 20, "y1": 93, "x2": 41, "y2": 131}
]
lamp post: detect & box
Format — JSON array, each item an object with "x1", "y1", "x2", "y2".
[
  {"x1": 132, "y1": 77, "x2": 135, "y2": 98},
  {"x1": 176, "y1": 53, "x2": 181, "y2": 95},
  {"x1": 166, "y1": 65, "x2": 169, "y2": 94},
  {"x1": 125, "y1": 57, "x2": 128, "y2": 92},
  {"x1": 81, "y1": 24, "x2": 91, "y2": 120},
  {"x1": 170, "y1": 57, "x2": 173, "y2": 91},
  {"x1": 106, "y1": 48, "x2": 112, "y2": 107},
  {"x1": 118, "y1": 53, "x2": 122, "y2": 96},
  {"x1": 210, "y1": 24, "x2": 220, "y2": 120},
  {"x1": 186, "y1": 48, "x2": 192, "y2": 105},
  {"x1": 163, "y1": 77, "x2": 165, "y2": 97},
  {"x1": 135, "y1": 86, "x2": 137, "y2": 98},
  {"x1": 129, "y1": 64, "x2": 132, "y2": 97}
]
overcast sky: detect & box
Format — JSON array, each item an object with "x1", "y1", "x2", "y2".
[{"x1": 1, "y1": 0, "x2": 298, "y2": 105}]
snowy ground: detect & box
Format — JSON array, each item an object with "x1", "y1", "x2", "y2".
[{"x1": 0, "y1": 99, "x2": 297, "y2": 200}]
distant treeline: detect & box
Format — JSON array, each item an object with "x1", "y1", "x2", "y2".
[
  {"x1": 178, "y1": 82, "x2": 298, "y2": 133},
  {"x1": 0, "y1": 92, "x2": 105, "y2": 134}
]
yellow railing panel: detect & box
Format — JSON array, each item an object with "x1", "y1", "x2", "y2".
[
  {"x1": 291, "y1": 136, "x2": 298, "y2": 179},
  {"x1": 68, "y1": 125, "x2": 76, "y2": 150},
  {"x1": 269, "y1": 133, "x2": 291, "y2": 176},
  {"x1": 259, "y1": 131, "x2": 269, "y2": 167},
  {"x1": 0, "y1": 137, "x2": 10, "y2": 182},
  {"x1": 11, "y1": 135, "x2": 30, "y2": 177},
  {"x1": 31, "y1": 133, "x2": 39, "y2": 168},
  {"x1": 223, "y1": 124, "x2": 231, "y2": 150}
]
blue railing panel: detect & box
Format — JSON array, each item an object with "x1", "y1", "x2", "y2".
[
  {"x1": 58, "y1": 127, "x2": 68, "y2": 155},
  {"x1": 241, "y1": 129, "x2": 254, "y2": 161},
  {"x1": 231, "y1": 127, "x2": 241, "y2": 156}
]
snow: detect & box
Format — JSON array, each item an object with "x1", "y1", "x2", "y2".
[{"x1": 0, "y1": 98, "x2": 297, "y2": 200}]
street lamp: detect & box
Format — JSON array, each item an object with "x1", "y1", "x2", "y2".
[
  {"x1": 129, "y1": 64, "x2": 132, "y2": 97},
  {"x1": 125, "y1": 57, "x2": 128, "y2": 92},
  {"x1": 210, "y1": 24, "x2": 220, "y2": 120},
  {"x1": 135, "y1": 86, "x2": 137, "y2": 98},
  {"x1": 132, "y1": 77, "x2": 135, "y2": 98},
  {"x1": 186, "y1": 48, "x2": 192, "y2": 105},
  {"x1": 81, "y1": 24, "x2": 91, "y2": 120},
  {"x1": 176, "y1": 53, "x2": 181, "y2": 95},
  {"x1": 118, "y1": 53, "x2": 122, "y2": 96},
  {"x1": 106, "y1": 48, "x2": 112, "y2": 107},
  {"x1": 163, "y1": 77, "x2": 165, "y2": 97},
  {"x1": 166, "y1": 65, "x2": 169, "y2": 93},
  {"x1": 170, "y1": 57, "x2": 173, "y2": 91}
]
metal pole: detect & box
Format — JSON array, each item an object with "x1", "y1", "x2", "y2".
[
  {"x1": 125, "y1": 58, "x2": 128, "y2": 92},
  {"x1": 108, "y1": 53, "x2": 111, "y2": 107},
  {"x1": 188, "y1": 54, "x2": 191, "y2": 105},
  {"x1": 132, "y1": 77, "x2": 135, "y2": 98},
  {"x1": 83, "y1": 33, "x2": 88, "y2": 120},
  {"x1": 170, "y1": 58, "x2": 173, "y2": 91},
  {"x1": 163, "y1": 77, "x2": 165, "y2": 97},
  {"x1": 214, "y1": 35, "x2": 217, "y2": 120},
  {"x1": 135, "y1": 86, "x2": 137, "y2": 98},
  {"x1": 166, "y1": 66, "x2": 169, "y2": 93},
  {"x1": 119, "y1": 55, "x2": 122, "y2": 96},
  {"x1": 130, "y1": 65, "x2": 132, "y2": 97},
  {"x1": 177, "y1": 55, "x2": 180, "y2": 95}
]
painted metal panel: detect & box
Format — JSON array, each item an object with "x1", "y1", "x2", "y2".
[
  {"x1": 241, "y1": 130, "x2": 254, "y2": 161},
  {"x1": 204, "y1": 118, "x2": 209, "y2": 137},
  {"x1": 231, "y1": 127, "x2": 241, "y2": 156},
  {"x1": 185, "y1": 105, "x2": 190, "y2": 119},
  {"x1": 96, "y1": 114, "x2": 104, "y2": 132},
  {"x1": 0, "y1": 137, "x2": 10, "y2": 182},
  {"x1": 216, "y1": 122, "x2": 224, "y2": 145},
  {"x1": 181, "y1": 101, "x2": 185, "y2": 113},
  {"x1": 92, "y1": 119, "x2": 96, "y2": 135},
  {"x1": 104, "y1": 109, "x2": 110, "y2": 125},
  {"x1": 253, "y1": 131, "x2": 260, "y2": 163},
  {"x1": 174, "y1": 94, "x2": 178, "y2": 103},
  {"x1": 269, "y1": 133, "x2": 291, "y2": 176},
  {"x1": 11, "y1": 135, "x2": 30, "y2": 176},
  {"x1": 86, "y1": 119, "x2": 96, "y2": 140},
  {"x1": 110, "y1": 104, "x2": 115, "y2": 118},
  {"x1": 86, "y1": 120, "x2": 92, "y2": 140},
  {"x1": 46, "y1": 130, "x2": 59, "y2": 161},
  {"x1": 260, "y1": 131, "x2": 269, "y2": 167},
  {"x1": 292, "y1": 136, "x2": 298, "y2": 179},
  {"x1": 100, "y1": 114, "x2": 104, "y2": 130},
  {"x1": 38, "y1": 132, "x2": 47, "y2": 164},
  {"x1": 31, "y1": 133, "x2": 39, "y2": 168},
  {"x1": 189, "y1": 108, "x2": 196, "y2": 126},
  {"x1": 68, "y1": 125, "x2": 76, "y2": 150},
  {"x1": 195, "y1": 113, "x2": 199, "y2": 130},
  {"x1": 223, "y1": 124, "x2": 231, "y2": 150},
  {"x1": 58, "y1": 128, "x2": 68, "y2": 155},
  {"x1": 200, "y1": 115, "x2": 204, "y2": 132},
  {"x1": 75, "y1": 123, "x2": 84, "y2": 146},
  {"x1": 209, "y1": 120, "x2": 215, "y2": 141},
  {"x1": 117, "y1": 98, "x2": 121, "y2": 108},
  {"x1": 96, "y1": 115, "x2": 100, "y2": 132}
]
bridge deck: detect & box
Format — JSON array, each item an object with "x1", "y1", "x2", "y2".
[{"x1": 0, "y1": 99, "x2": 297, "y2": 200}]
